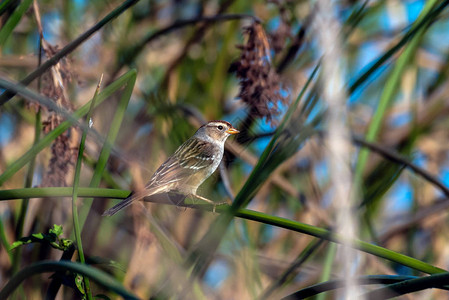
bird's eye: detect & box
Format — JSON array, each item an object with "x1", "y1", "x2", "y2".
[{"x1": 218, "y1": 125, "x2": 224, "y2": 130}]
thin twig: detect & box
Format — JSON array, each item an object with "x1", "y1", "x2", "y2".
[
  {"x1": 161, "y1": 0, "x2": 236, "y2": 88},
  {"x1": 352, "y1": 136, "x2": 449, "y2": 198},
  {"x1": 378, "y1": 196, "x2": 449, "y2": 244},
  {"x1": 107, "y1": 13, "x2": 260, "y2": 82},
  {"x1": 256, "y1": 130, "x2": 449, "y2": 200}
]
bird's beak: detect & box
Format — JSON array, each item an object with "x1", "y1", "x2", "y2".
[{"x1": 226, "y1": 128, "x2": 240, "y2": 135}]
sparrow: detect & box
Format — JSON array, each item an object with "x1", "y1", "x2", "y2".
[{"x1": 103, "y1": 120, "x2": 239, "y2": 216}]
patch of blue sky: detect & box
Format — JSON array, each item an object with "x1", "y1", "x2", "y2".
[
  {"x1": 417, "y1": 67, "x2": 439, "y2": 93},
  {"x1": 385, "y1": 2, "x2": 411, "y2": 32},
  {"x1": 223, "y1": 106, "x2": 249, "y2": 133},
  {"x1": 253, "y1": 136, "x2": 271, "y2": 157},
  {"x1": 240, "y1": 158, "x2": 254, "y2": 177},
  {"x1": 135, "y1": 123, "x2": 153, "y2": 140},
  {"x1": 395, "y1": 264, "x2": 413, "y2": 276},
  {"x1": 424, "y1": 19, "x2": 449, "y2": 54},
  {"x1": 79, "y1": 34, "x2": 102, "y2": 66},
  {"x1": 321, "y1": 188, "x2": 333, "y2": 209},
  {"x1": 0, "y1": 113, "x2": 14, "y2": 146},
  {"x1": 42, "y1": 11, "x2": 62, "y2": 44},
  {"x1": 259, "y1": 223, "x2": 276, "y2": 244},
  {"x1": 406, "y1": 0, "x2": 424, "y2": 23},
  {"x1": 436, "y1": 168, "x2": 449, "y2": 198},
  {"x1": 267, "y1": 16, "x2": 281, "y2": 32},
  {"x1": 352, "y1": 42, "x2": 381, "y2": 76},
  {"x1": 385, "y1": 180, "x2": 413, "y2": 213},
  {"x1": 378, "y1": 4, "x2": 393, "y2": 32},
  {"x1": 246, "y1": 118, "x2": 276, "y2": 156},
  {"x1": 204, "y1": 259, "x2": 230, "y2": 289},
  {"x1": 412, "y1": 151, "x2": 427, "y2": 168},
  {"x1": 73, "y1": 0, "x2": 88, "y2": 11},
  {"x1": 314, "y1": 159, "x2": 328, "y2": 187},
  {"x1": 389, "y1": 112, "x2": 411, "y2": 128}
]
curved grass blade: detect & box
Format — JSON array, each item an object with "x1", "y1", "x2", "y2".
[
  {"x1": 0, "y1": 187, "x2": 130, "y2": 200},
  {"x1": 363, "y1": 272, "x2": 449, "y2": 299},
  {"x1": 232, "y1": 208, "x2": 446, "y2": 275},
  {"x1": 348, "y1": 0, "x2": 449, "y2": 95},
  {"x1": 0, "y1": 187, "x2": 445, "y2": 275},
  {"x1": 71, "y1": 76, "x2": 103, "y2": 300},
  {"x1": 353, "y1": 0, "x2": 441, "y2": 203},
  {"x1": 283, "y1": 275, "x2": 422, "y2": 299},
  {"x1": 0, "y1": 260, "x2": 138, "y2": 299},
  {"x1": 11, "y1": 108, "x2": 41, "y2": 273}
]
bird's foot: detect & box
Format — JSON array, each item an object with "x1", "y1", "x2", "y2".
[{"x1": 190, "y1": 194, "x2": 228, "y2": 213}]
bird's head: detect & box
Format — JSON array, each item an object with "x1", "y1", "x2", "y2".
[{"x1": 195, "y1": 120, "x2": 239, "y2": 143}]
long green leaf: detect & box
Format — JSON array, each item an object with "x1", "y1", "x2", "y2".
[
  {"x1": 0, "y1": 187, "x2": 444, "y2": 275},
  {"x1": 353, "y1": 0, "x2": 439, "y2": 191},
  {"x1": 71, "y1": 77, "x2": 102, "y2": 300},
  {"x1": 363, "y1": 272, "x2": 449, "y2": 299},
  {"x1": 284, "y1": 275, "x2": 424, "y2": 299},
  {"x1": 0, "y1": 260, "x2": 138, "y2": 299}
]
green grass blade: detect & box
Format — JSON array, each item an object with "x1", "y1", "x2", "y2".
[
  {"x1": 0, "y1": 187, "x2": 445, "y2": 275},
  {"x1": 233, "y1": 208, "x2": 445, "y2": 275},
  {"x1": 353, "y1": 0, "x2": 439, "y2": 194},
  {"x1": 0, "y1": 260, "x2": 138, "y2": 299},
  {"x1": 0, "y1": 187, "x2": 130, "y2": 200},
  {"x1": 0, "y1": 0, "x2": 33, "y2": 47},
  {"x1": 285, "y1": 275, "x2": 422, "y2": 299},
  {"x1": 0, "y1": 219, "x2": 12, "y2": 260},
  {"x1": 316, "y1": 243, "x2": 337, "y2": 300},
  {"x1": 71, "y1": 77, "x2": 102, "y2": 300},
  {"x1": 348, "y1": 1, "x2": 449, "y2": 94},
  {"x1": 363, "y1": 272, "x2": 449, "y2": 299},
  {"x1": 78, "y1": 70, "x2": 136, "y2": 230},
  {"x1": 11, "y1": 108, "x2": 41, "y2": 273}
]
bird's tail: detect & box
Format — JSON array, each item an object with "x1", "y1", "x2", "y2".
[{"x1": 102, "y1": 191, "x2": 148, "y2": 216}]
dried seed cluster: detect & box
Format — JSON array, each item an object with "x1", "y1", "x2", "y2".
[
  {"x1": 230, "y1": 22, "x2": 288, "y2": 125},
  {"x1": 40, "y1": 43, "x2": 77, "y2": 187}
]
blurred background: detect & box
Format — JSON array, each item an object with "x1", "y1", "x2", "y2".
[{"x1": 1, "y1": 0, "x2": 449, "y2": 299}]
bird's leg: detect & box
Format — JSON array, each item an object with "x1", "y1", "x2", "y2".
[
  {"x1": 191, "y1": 194, "x2": 214, "y2": 204},
  {"x1": 190, "y1": 194, "x2": 228, "y2": 213}
]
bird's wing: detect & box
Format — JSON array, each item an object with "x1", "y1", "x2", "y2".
[{"x1": 146, "y1": 138, "x2": 217, "y2": 189}]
